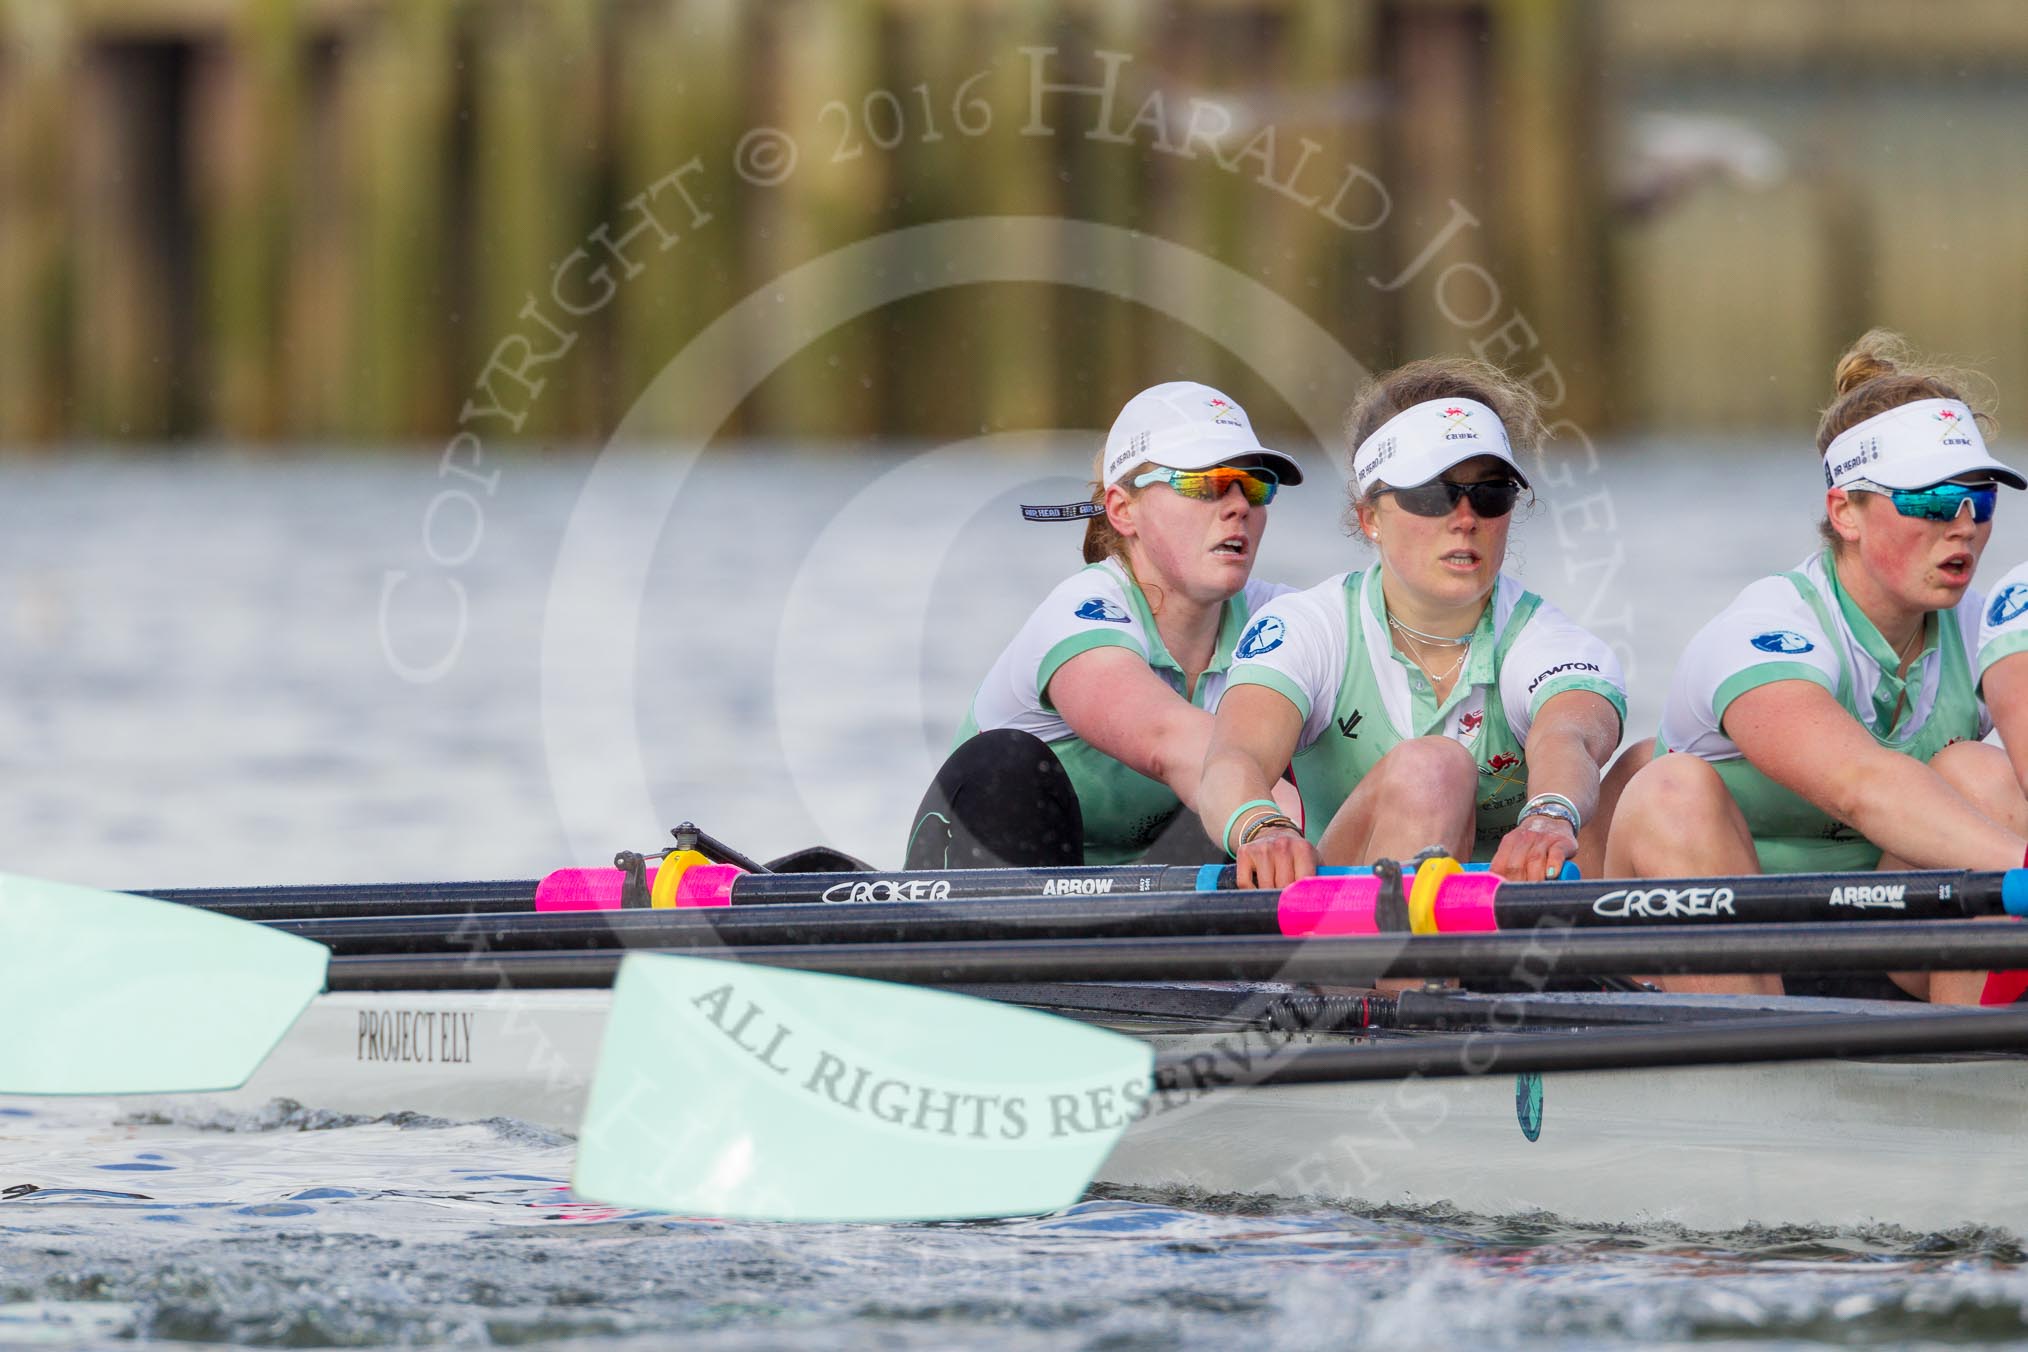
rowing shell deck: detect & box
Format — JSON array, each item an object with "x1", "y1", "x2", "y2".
[{"x1": 7, "y1": 986, "x2": 2024, "y2": 1235}]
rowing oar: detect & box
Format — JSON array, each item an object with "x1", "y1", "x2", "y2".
[
  {"x1": 568, "y1": 951, "x2": 2028, "y2": 1222},
  {"x1": 139, "y1": 862, "x2": 1482, "y2": 921},
  {"x1": 270, "y1": 865, "x2": 2028, "y2": 956},
  {"x1": 0, "y1": 876, "x2": 1147, "y2": 1222},
  {"x1": 0, "y1": 875, "x2": 327, "y2": 1093},
  {"x1": 321, "y1": 919, "x2": 2028, "y2": 990},
  {"x1": 14, "y1": 877, "x2": 2028, "y2": 1225},
  {"x1": 534, "y1": 858, "x2": 1572, "y2": 910}
]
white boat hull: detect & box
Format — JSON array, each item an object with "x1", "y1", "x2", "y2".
[{"x1": 9, "y1": 988, "x2": 2026, "y2": 1234}]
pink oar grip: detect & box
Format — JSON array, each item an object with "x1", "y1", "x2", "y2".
[
  {"x1": 534, "y1": 865, "x2": 654, "y2": 912},
  {"x1": 672, "y1": 863, "x2": 742, "y2": 907},
  {"x1": 1277, "y1": 875, "x2": 1381, "y2": 936},
  {"x1": 1430, "y1": 871, "x2": 1501, "y2": 933}
]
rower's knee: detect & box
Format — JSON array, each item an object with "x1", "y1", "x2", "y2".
[
  {"x1": 1930, "y1": 739, "x2": 2028, "y2": 833},
  {"x1": 1606, "y1": 752, "x2": 1750, "y2": 876},
  {"x1": 1371, "y1": 736, "x2": 1480, "y2": 809}
]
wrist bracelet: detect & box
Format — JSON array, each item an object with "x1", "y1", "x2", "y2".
[
  {"x1": 1519, "y1": 797, "x2": 1581, "y2": 833},
  {"x1": 1522, "y1": 791, "x2": 1582, "y2": 826},
  {"x1": 1222, "y1": 799, "x2": 1283, "y2": 857},
  {"x1": 1238, "y1": 814, "x2": 1300, "y2": 847}
]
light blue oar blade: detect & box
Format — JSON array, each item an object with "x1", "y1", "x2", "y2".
[
  {"x1": 0, "y1": 875, "x2": 329, "y2": 1094},
  {"x1": 573, "y1": 954, "x2": 1153, "y2": 1222}
]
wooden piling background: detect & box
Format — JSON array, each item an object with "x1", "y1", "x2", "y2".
[{"x1": 4, "y1": 0, "x2": 2028, "y2": 447}]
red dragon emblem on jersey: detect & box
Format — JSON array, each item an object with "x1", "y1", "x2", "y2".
[
  {"x1": 1458, "y1": 710, "x2": 1483, "y2": 736},
  {"x1": 1485, "y1": 752, "x2": 1519, "y2": 773}
]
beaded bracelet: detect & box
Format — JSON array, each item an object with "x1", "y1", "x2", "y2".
[
  {"x1": 1238, "y1": 814, "x2": 1301, "y2": 847},
  {"x1": 1221, "y1": 798, "x2": 1282, "y2": 857}
]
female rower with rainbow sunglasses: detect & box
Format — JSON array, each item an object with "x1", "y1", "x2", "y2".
[
  {"x1": 1199, "y1": 357, "x2": 1630, "y2": 888},
  {"x1": 905, "y1": 382, "x2": 1304, "y2": 868},
  {"x1": 1607, "y1": 331, "x2": 2028, "y2": 1004}
]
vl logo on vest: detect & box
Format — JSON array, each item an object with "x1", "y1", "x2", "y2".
[
  {"x1": 1075, "y1": 596, "x2": 1131, "y2": 624},
  {"x1": 1749, "y1": 630, "x2": 1814, "y2": 654},
  {"x1": 1989, "y1": 583, "x2": 2028, "y2": 628},
  {"x1": 1236, "y1": 615, "x2": 1285, "y2": 659}
]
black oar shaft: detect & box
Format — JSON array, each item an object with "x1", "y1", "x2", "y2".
[
  {"x1": 1157, "y1": 1007, "x2": 2028, "y2": 1086},
  {"x1": 712, "y1": 866, "x2": 1216, "y2": 905},
  {"x1": 143, "y1": 866, "x2": 1228, "y2": 921},
  {"x1": 281, "y1": 893, "x2": 1280, "y2": 955},
  {"x1": 323, "y1": 919, "x2": 2028, "y2": 991},
  {"x1": 1485, "y1": 869, "x2": 1994, "y2": 927},
  {"x1": 149, "y1": 880, "x2": 540, "y2": 921},
  {"x1": 141, "y1": 866, "x2": 2020, "y2": 932}
]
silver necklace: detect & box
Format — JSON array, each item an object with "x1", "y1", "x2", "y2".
[
  {"x1": 1387, "y1": 611, "x2": 1472, "y2": 648},
  {"x1": 1389, "y1": 617, "x2": 1471, "y2": 687},
  {"x1": 1408, "y1": 641, "x2": 1470, "y2": 687}
]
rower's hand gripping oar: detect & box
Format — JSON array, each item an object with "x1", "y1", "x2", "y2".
[{"x1": 0, "y1": 874, "x2": 328, "y2": 1093}]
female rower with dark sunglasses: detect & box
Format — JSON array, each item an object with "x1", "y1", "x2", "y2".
[
  {"x1": 1199, "y1": 358, "x2": 1629, "y2": 887},
  {"x1": 904, "y1": 382, "x2": 1304, "y2": 869},
  {"x1": 1607, "y1": 331, "x2": 2028, "y2": 1004}
]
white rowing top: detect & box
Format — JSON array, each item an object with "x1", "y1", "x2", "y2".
[{"x1": 1660, "y1": 550, "x2": 1990, "y2": 762}]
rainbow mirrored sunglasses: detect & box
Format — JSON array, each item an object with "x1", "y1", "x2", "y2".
[
  {"x1": 1847, "y1": 478, "x2": 1999, "y2": 524},
  {"x1": 1130, "y1": 465, "x2": 1280, "y2": 506}
]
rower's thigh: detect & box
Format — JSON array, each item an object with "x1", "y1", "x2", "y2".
[
  {"x1": 1603, "y1": 751, "x2": 1756, "y2": 878},
  {"x1": 1927, "y1": 739, "x2": 2028, "y2": 835}
]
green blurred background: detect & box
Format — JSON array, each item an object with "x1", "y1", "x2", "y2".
[{"x1": 2, "y1": 0, "x2": 2024, "y2": 448}]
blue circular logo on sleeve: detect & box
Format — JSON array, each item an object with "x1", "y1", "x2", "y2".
[
  {"x1": 1236, "y1": 615, "x2": 1286, "y2": 659},
  {"x1": 1074, "y1": 596, "x2": 1131, "y2": 624},
  {"x1": 1749, "y1": 630, "x2": 1815, "y2": 654},
  {"x1": 1989, "y1": 584, "x2": 2028, "y2": 628}
]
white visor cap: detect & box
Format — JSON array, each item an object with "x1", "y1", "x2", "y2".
[
  {"x1": 1102, "y1": 382, "x2": 1304, "y2": 490},
  {"x1": 1822, "y1": 398, "x2": 2026, "y2": 492},
  {"x1": 1351, "y1": 397, "x2": 1528, "y2": 497}
]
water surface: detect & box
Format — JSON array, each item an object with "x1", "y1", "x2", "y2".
[{"x1": 5, "y1": 444, "x2": 2027, "y2": 1347}]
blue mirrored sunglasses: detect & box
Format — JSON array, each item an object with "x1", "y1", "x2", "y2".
[{"x1": 1850, "y1": 479, "x2": 1998, "y2": 524}]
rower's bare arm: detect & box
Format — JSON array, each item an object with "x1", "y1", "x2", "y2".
[
  {"x1": 1981, "y1": 651, "x2": 2028, "y2": 799},
  {"x1": 1047, "y1": 647, "x2": 1214, "y2": 805},
  {"x1": 1724, "y1": 679, "x2": 2026, "y2": 871},
  {"x1": 1489, "y1": 690, "x2": 1622, "y2": 881},
  {"x1": 1522, "y1": 690, "x2": 1622, "y2": 824},
  {"x1": 1200, "y1": 685, "x2": 1314, "y2": 887}
]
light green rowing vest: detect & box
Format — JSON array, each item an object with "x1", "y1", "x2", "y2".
[
  {"x1": 954, "y1": 568, "x2": 1259, "y2": 866},
  {"x1": 1293, "y1": 570, "x2": 1544, "y2": 863},
  {"x1": 1682, "y1": 564, "x2": 1979, "y2": 875}
]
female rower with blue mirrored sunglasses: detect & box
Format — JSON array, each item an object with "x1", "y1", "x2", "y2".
[
  {"x1": 1611, "y1": 329, "x2": 2028, "y2": 1006},
  {"x1": 905, "y1": 382, "x2": 1306, "y2": 871},
  {"x1": 1845, "y1": 478, "x2": 1998, "y2": 523},
  {"x1": 1198, "y1": 356, "x2": 1633, "y2": 896}
]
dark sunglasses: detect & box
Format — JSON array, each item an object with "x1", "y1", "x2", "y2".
[
  {"x1": 1380, "y1": 478, "x2": 1525, "y2": 519},
  {"x1": 1849, "y1": 479, "x2": 1998, "y2": 525}
]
